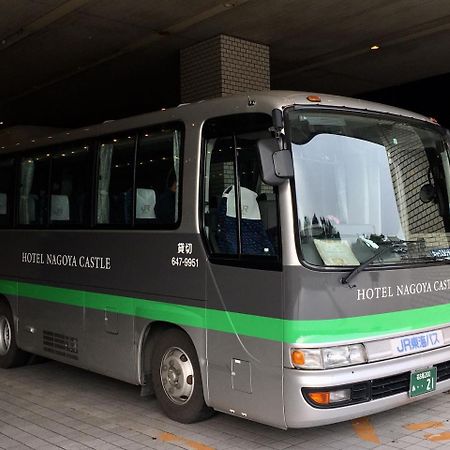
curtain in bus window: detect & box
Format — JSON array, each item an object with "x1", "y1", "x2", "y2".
[
  {"x1": 19, "y1": 159, "x2": 35, "y2": 224},
  {"x1": 97, "y1": 144, "x2": 113, "y2": 224},
  {"x1": 173, "y1": 130, "x2": 181, "y2": 221},
  {"x1": 0, "y1": 193, "x2": 6, "y2": 215},
  {"x1": 203, "y1": 138, "x2": 216, "y2": 239},
  {"x1": 0, "y1": 157, "x2": 14, "y2": 225}
]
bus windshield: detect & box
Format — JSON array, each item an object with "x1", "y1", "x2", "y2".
[{"x1": 287, "y1": 109, "x2": 450, "y2": 267}]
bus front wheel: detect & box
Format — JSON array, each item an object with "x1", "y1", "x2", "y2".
[
  {"x1": 151, "y1": 328, "x2": 212, "y2": 423},
  {"x1": 0, "y1": 303, "x2": 29, "y2": 369}
]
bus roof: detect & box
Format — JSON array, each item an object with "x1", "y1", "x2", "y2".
[{"x1": 0, "y1": 90, "x2": 438, "y2": 155}]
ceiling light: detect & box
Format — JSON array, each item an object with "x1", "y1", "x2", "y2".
[{"x1": 370, "y1": 44, "x2": 380, "y2": 51}]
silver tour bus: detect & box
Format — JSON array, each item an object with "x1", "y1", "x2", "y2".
[{"x1": 1, "y1": 91, "x2": 450, "y2": 429}]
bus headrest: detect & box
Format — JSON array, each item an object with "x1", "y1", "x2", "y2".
[
  {"x1": 51, "y1": 195, "x2": 70, "y2": 221},
  {"x1": 136, "y1": 188, "x2": 156, "y2": 219},
  {"x1": 223, "y1": 186, "x2": 261, "y2": 220}
]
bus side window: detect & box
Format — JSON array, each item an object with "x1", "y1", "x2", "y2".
[
  {"x1": 50, "y1": 145, "x2": 91, "y2": 226},
  {"x1": 136, "y1": 129, "x2": 182, "y2": 225},
  {"x1": 0, "y1": 157, "x2": 15, "y2": 227},
  {"x1": 96, "y1": 135, "x2": 135, "y2": 225},
  {"x1": 19, "y1": 154, "x2": 50, "y2": 226},
  {"x1": 202, "y1": 114, "x2": 280, "y2": 259}
]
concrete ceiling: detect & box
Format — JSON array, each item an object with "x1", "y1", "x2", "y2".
[{"x1": 2, "y1": 0, "x2": 450, "y2": 127}]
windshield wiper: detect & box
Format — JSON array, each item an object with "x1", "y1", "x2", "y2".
[
  {"x1": 341, "y1": 246, "x2": 389, "y2": 286},
  {"x1": 341, "y1": 241, "x2": 450, "y2": 286},
  {"x1": 402, "y1": 254, "x2": 450, "y2": 264}
]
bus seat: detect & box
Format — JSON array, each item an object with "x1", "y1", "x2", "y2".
[
  {"x1": 258, "y1": 192, "x2": 278, "y2": 252},
  {"x1": 206, "y1": 207, "x2": 220, "y2": 252},
  {"x1": 257, "y1": 193, "x2": 277, "y2": 231},
  {"x1": 217, "y1": 186, "x2": 274, "y2": 255},
  {"x1": 50, "y1": 194, "x2": 70, "y2": 221},
  {"x1": 136, "y1": 188, "x2": 156, "y2": 219}
]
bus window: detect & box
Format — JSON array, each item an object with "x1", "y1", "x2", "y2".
[
  {"x1": 50, "y1": 145, "x2": 91, "y2": 226},
  {"x1": 19, "y1": 153, "x2": 50, "y2": 226},
  {"x1": 96, "y1": 135, "x2": 135, "y2": 225},
  {"x1": 136, "y1": 128, "x2": 182, "y2": 225},
  {"x1": 203, "y1": 114, "x2": 279, "y2": 258},
  {"x1": 0, "y1": 157, "x2": 14, "y2": 227}
]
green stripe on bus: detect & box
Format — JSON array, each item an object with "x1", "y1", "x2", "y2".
[{"x1": 1, "y1": 279, "x2": 450, "y2": 344}]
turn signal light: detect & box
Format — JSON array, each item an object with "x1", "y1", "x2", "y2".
[
  {"x1": 308, "y1": 391, "x2": 330, "y2": 405},
  {"x1": 291, "y1": 350, "x2": 305, "y2": 365},
  {"x1": 306, "y1": 389, "x2": 351, "y2": 406}
]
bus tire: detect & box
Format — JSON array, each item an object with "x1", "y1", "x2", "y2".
[
  {"x1": 0, "y1": 303, "x2": 29, "y2": 369},
  {"x1": 151, "y1": 328, "x2": 213, "y2": 423}
]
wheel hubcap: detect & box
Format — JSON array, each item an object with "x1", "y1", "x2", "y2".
[
  {"x1": 160, "y1": 346, "x2": 194, "y2": 405},
  {"x1": 0, "y1": 315, "x2": 12, "y2": 356}
]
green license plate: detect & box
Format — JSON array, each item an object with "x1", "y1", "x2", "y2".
[{"x1": 409, "y1": 367, "x2": 437, "y2": 397}]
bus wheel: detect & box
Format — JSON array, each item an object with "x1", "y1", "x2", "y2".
[
  {"x1": 151, "y1": 328, "x2": 213, "y2": 423},
  {"x1": 0, "y1": 303, "x2": 29, "y2": 369}
]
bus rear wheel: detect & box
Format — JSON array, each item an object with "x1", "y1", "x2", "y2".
[
  {"x1": 0, "y1": 303, "x2": 29, "y2": 369},
  {"x1": 151, "y1": 328, "x2": 213, "y2": 423}
]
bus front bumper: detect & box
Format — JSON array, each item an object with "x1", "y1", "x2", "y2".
[{"x1": 283, "y1": 344, "x2": 450, "y2": 428}]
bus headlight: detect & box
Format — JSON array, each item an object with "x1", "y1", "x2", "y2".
[{"x1": 290, "y1": 344, "x2": 367, "y2": 369}]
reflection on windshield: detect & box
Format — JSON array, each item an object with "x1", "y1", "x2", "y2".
[{"x1": 289, "y1": 110, "x2": 449, "y2": 267}]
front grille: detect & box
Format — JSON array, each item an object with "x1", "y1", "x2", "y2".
[
  {"x1": 303, "y1": 357, "x2": 450, "y2": 408},
  {"x1": 371, "y1": 360, "x2": 450, "y2": 400},
  {"x1": 371, "y1": 372, "x2": 410, "y2": 399},
  {"x1": 351, "y1": 382, "x2": 370, "y2": 402},
  {"x1": 437, "y1": 360, "x2": 450, "y2": 382}
]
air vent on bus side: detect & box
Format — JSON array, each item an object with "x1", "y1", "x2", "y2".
[{"x1": 43, "y1": 330, "x2": 79, "y2": 360}]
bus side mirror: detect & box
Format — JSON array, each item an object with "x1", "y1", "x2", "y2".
[
  {"x1": 257, "y1": 138, "x2": 293, "y2": 186},
  {"x1": 419, "y1": 183, "x2": 435, "y2": 203}
]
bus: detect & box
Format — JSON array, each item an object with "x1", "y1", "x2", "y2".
[{"x1": 1, "y1": 91, "x2": 450, "y2": 429}]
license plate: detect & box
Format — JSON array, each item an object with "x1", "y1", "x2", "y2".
[{"x1": 409, "y1": 367, "x2": 437, "y2": 397}]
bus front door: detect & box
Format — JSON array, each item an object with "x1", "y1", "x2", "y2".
[
  {"x1": 206, "y1": 264, "x2": 285, "y2": 428},
  {"x1": 202, "y1": 114, "x2": 285, "y2": 427}
]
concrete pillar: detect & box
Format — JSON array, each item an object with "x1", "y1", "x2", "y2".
[{"x1": 180, "y1": 34, "x2": 270, "y2": 103}]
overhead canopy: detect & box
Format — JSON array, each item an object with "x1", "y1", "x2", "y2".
[{"x1": 2, "y1": 0, "x2": 450, "y2": 126}]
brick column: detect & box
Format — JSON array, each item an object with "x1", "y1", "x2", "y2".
[{"x1": 180, "y1": 34, "x2": 270, "y2": 103}]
